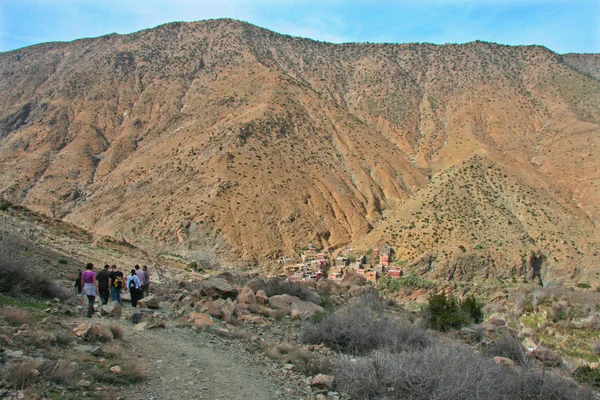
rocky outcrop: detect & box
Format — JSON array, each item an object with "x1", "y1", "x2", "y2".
[
  {"x1": 268, "y1": 294, "x2": 323, "y2": 317},
  {"x1": 197, "y1": 278, "x2": 238, "y2": 300}
]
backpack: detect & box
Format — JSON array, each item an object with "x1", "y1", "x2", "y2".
[
  {"x1": 113, "y1": 275, "x2": 123, "y2": 289},
  {"x1": 128, "y1": 277, "x2": 136, "y2": 290}
]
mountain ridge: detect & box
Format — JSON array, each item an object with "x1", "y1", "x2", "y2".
[{"x1": 0, "y1": 19, "x2": 598, "y2": 285}]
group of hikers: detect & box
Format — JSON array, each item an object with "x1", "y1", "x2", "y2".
[{"x1": 74, "y1": 263, "x2": 151, "y2": 318}]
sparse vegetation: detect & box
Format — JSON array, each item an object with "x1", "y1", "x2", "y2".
[{"x1": 302, "y1": 296, "x2": 430, "y2": 355}]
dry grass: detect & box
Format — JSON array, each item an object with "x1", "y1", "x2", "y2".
[
  {"x1": 1, "y1": 305, "x2": 30, "y2": 326},
  {"x1": 101, "y1": 342, "x2": 123, "y2": 359},
  {"x1": 5, "y1": 360, "x2": 42, "y2": 389},
  {"x1": 44, "y1": 360, "x2": 77, "y2": 384},
  {"x1": 90, "y1": 359, "x2": 146, "y2": 384},
  {"x1": 108, "y1": 323, "x2": 125, "y2": 340},
  {"x1": 87, "y1": 324, "x2": 114, "y2": 343},
  {"x1": 261, "y1": 343, "x2": 332, "y2": 375}
]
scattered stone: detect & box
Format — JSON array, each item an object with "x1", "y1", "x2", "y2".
[
  {"x1": 493, "y1": 356, "x2": 515, "y2": 367},
  {"x1": 110, "y1": 366, "x2": 122, "y2": 374},
  {"x1": 131, "y1": 313, "x2": 143, "y2": 324},
  {"x1": 138, "y1": 295, "x2": 160, "y2": 310},
  {"x1": 4, "y1": 350, "x2": 24, "y2": 359},
  {"x1": 255, "y1": 290, "x2": 269, "y2": 305},
  {"x1": 311, "y1": 374, "x2": 334, "y2": 390},
  {"x1": 133, "y1": 322, "x2": 149, "y2": 332},
  {"x1": 77, "y1": 380, "x2": 91, "y2": 388},
  {"x1": 91, "y1": 346, "x2": 104, "y2": 357},
  {"x1": 73, "y1": 323, "x2": 91, "y2": 337}
]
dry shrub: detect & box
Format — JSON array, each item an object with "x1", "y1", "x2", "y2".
[
  {"x1": 90, "y1": 359, "x2": 146, "y2": 384},
  {"x1": 120, "y1": 359, "x2": 147, "y2": 382},
  {"x1": 101, "y1": 342, "x2": 123, "y2": 359},
  {"x1": 286, "y1": 348, "x2": 332, "y2": 376},
  {"x1": 301, "y1": 299, "x2": 431, "y2": 355},
  {"x1": 44, "y1": 360, "x2": 77, "y2": 384},
  {"x1": 1, "y1": 306, "x2": 30, "y2": 326},
  {"x1": 108, "y1": 324, "x2": 125, "y2": 340},
  {"x1": 87, "y1": 324, "x2": 113, "y2": 343},
  {"x1": 335, "y1": 345, "x2": 593, "y2": 400},
  {"x1": 0, "y1": 260, "x2": 70, "y2": 300},
  {"x1": 551, "y1": 301, "x2": 570, "y2": 322},
  {"x1": 483, "y1": 334, "x2": 527, "y2": 365},
  {"x1": 5, "y1": 360, "x2": 42, "y2": 389},
  {"x1": 592, "y1": 341, "x2": 600, "y2": 356},
  {"x1": 17, "y1": 329, "x2": 48, "y2": 348}
]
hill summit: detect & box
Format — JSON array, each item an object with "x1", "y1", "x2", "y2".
[{"x1": 0, "y1": 19, "x2": 598, "y2": 285}]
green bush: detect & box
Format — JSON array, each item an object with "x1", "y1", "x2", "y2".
[
  {"x1": 424, "y1": 292, "x2": 483, "y2": 332},
  {"x1": 0, "y1": 199, "x2": 11, "y2": 211},
  {"x1": 573, "y1": 366, "x2": 600, "y2": 388},
  {"x1": 57, "y1": 259, "x2": 68, "y2": 265},
  {"x1": 376, "y1": 274, "x2": 433, "y2": 294}
]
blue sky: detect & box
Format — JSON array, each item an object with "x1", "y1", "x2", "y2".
[{"x1": 1, "y1": 0, "x2": 598, "y2": 54}]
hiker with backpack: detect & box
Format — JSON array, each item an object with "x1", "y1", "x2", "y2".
[
  {"x1": 109, "y1": 265, "x2": 124, "y2": 307},
  {"x1": 97, "y1": 264, "x2": 110, "y2": 305},
  {"x1": 142, "y1": 265, "x2": 150, "y2": 297},
  {"x1": 134, "y1": 265, "x2": 145, "y2": 299},
  {"x1": 81, "y1": 263, "x2": 98, "y2": 318},
  {"x1": 126, "y1": 268, "x2": 142, "y2": 307}
]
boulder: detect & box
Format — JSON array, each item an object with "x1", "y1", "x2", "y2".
[
  {"x1": 310, "y1": 374, "x2": 334, "y2": 390},
  {"x1": 138, "y1": 295, "x2": 160, "y2": 310},
  {"x1": 316, "y1": 279, "x2": 343, "y2": 296},
  {"x1": 197, "y1": 278, "x2": 238, "y2": 300},
  {"x1": 493, "y1": 356, "x2": 515, "y2": 367},
  {"x1": 100, "y1": 304, "x2": 121, "y2": 317},
  {"x1": 213, "y1": 299, "x2": 239, "y2": 320},
  {"x1": 255, "y1": 290, "x2": 269, "y2": 305},
  {"x1": 269, "y1": 294, "x2": 323, "y2": 317},
  {"x1": 531, "y1": 346, "x2": 562, "y2": 367},
  {"x1": 189, "y1": 312, "x2": 214, "y2": 329},
  {"x1": 77, "y1": 380, "x2": 91, "y2": 388},
  {"x1": 341, "y1": 271, "x2": 366, "y2": 288},
  {"x1": 238, "y1": 287, "x2": 256, "y2": 305}
]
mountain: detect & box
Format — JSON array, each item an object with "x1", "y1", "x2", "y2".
[{"x1": 0, "y1": 19, "x2": 598, "y2": 285}]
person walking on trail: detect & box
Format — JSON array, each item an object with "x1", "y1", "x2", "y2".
[
  {"x1": 126, "y1": 269, "x2": 142, "y2": 307},
  {"x1": 142, "y1": 265, "x2": 150, "y2": 297},
  {"x1": 81, "y1": 263, "x2": 98, "y2": 318},
  {"x1": 74, "y1": 270, "x2": 82, "y2": 296},
  {"x1": 109, "y1": 265, "x2": 124, "y2": 307},
  {"x1": 134, "y1": 265, "x2": 145, "y2": 299},
  {"x1": 97, "y1": 264, "x2": 110, "y2": 305}
]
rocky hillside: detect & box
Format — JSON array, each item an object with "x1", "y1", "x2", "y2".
[{"x1": 0, "y1": 19, "x2": 598, "y2": 284}]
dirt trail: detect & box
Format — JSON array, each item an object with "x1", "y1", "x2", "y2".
[{"x1": 118, "y1": 326, "x2": 301, "y2": 400}]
